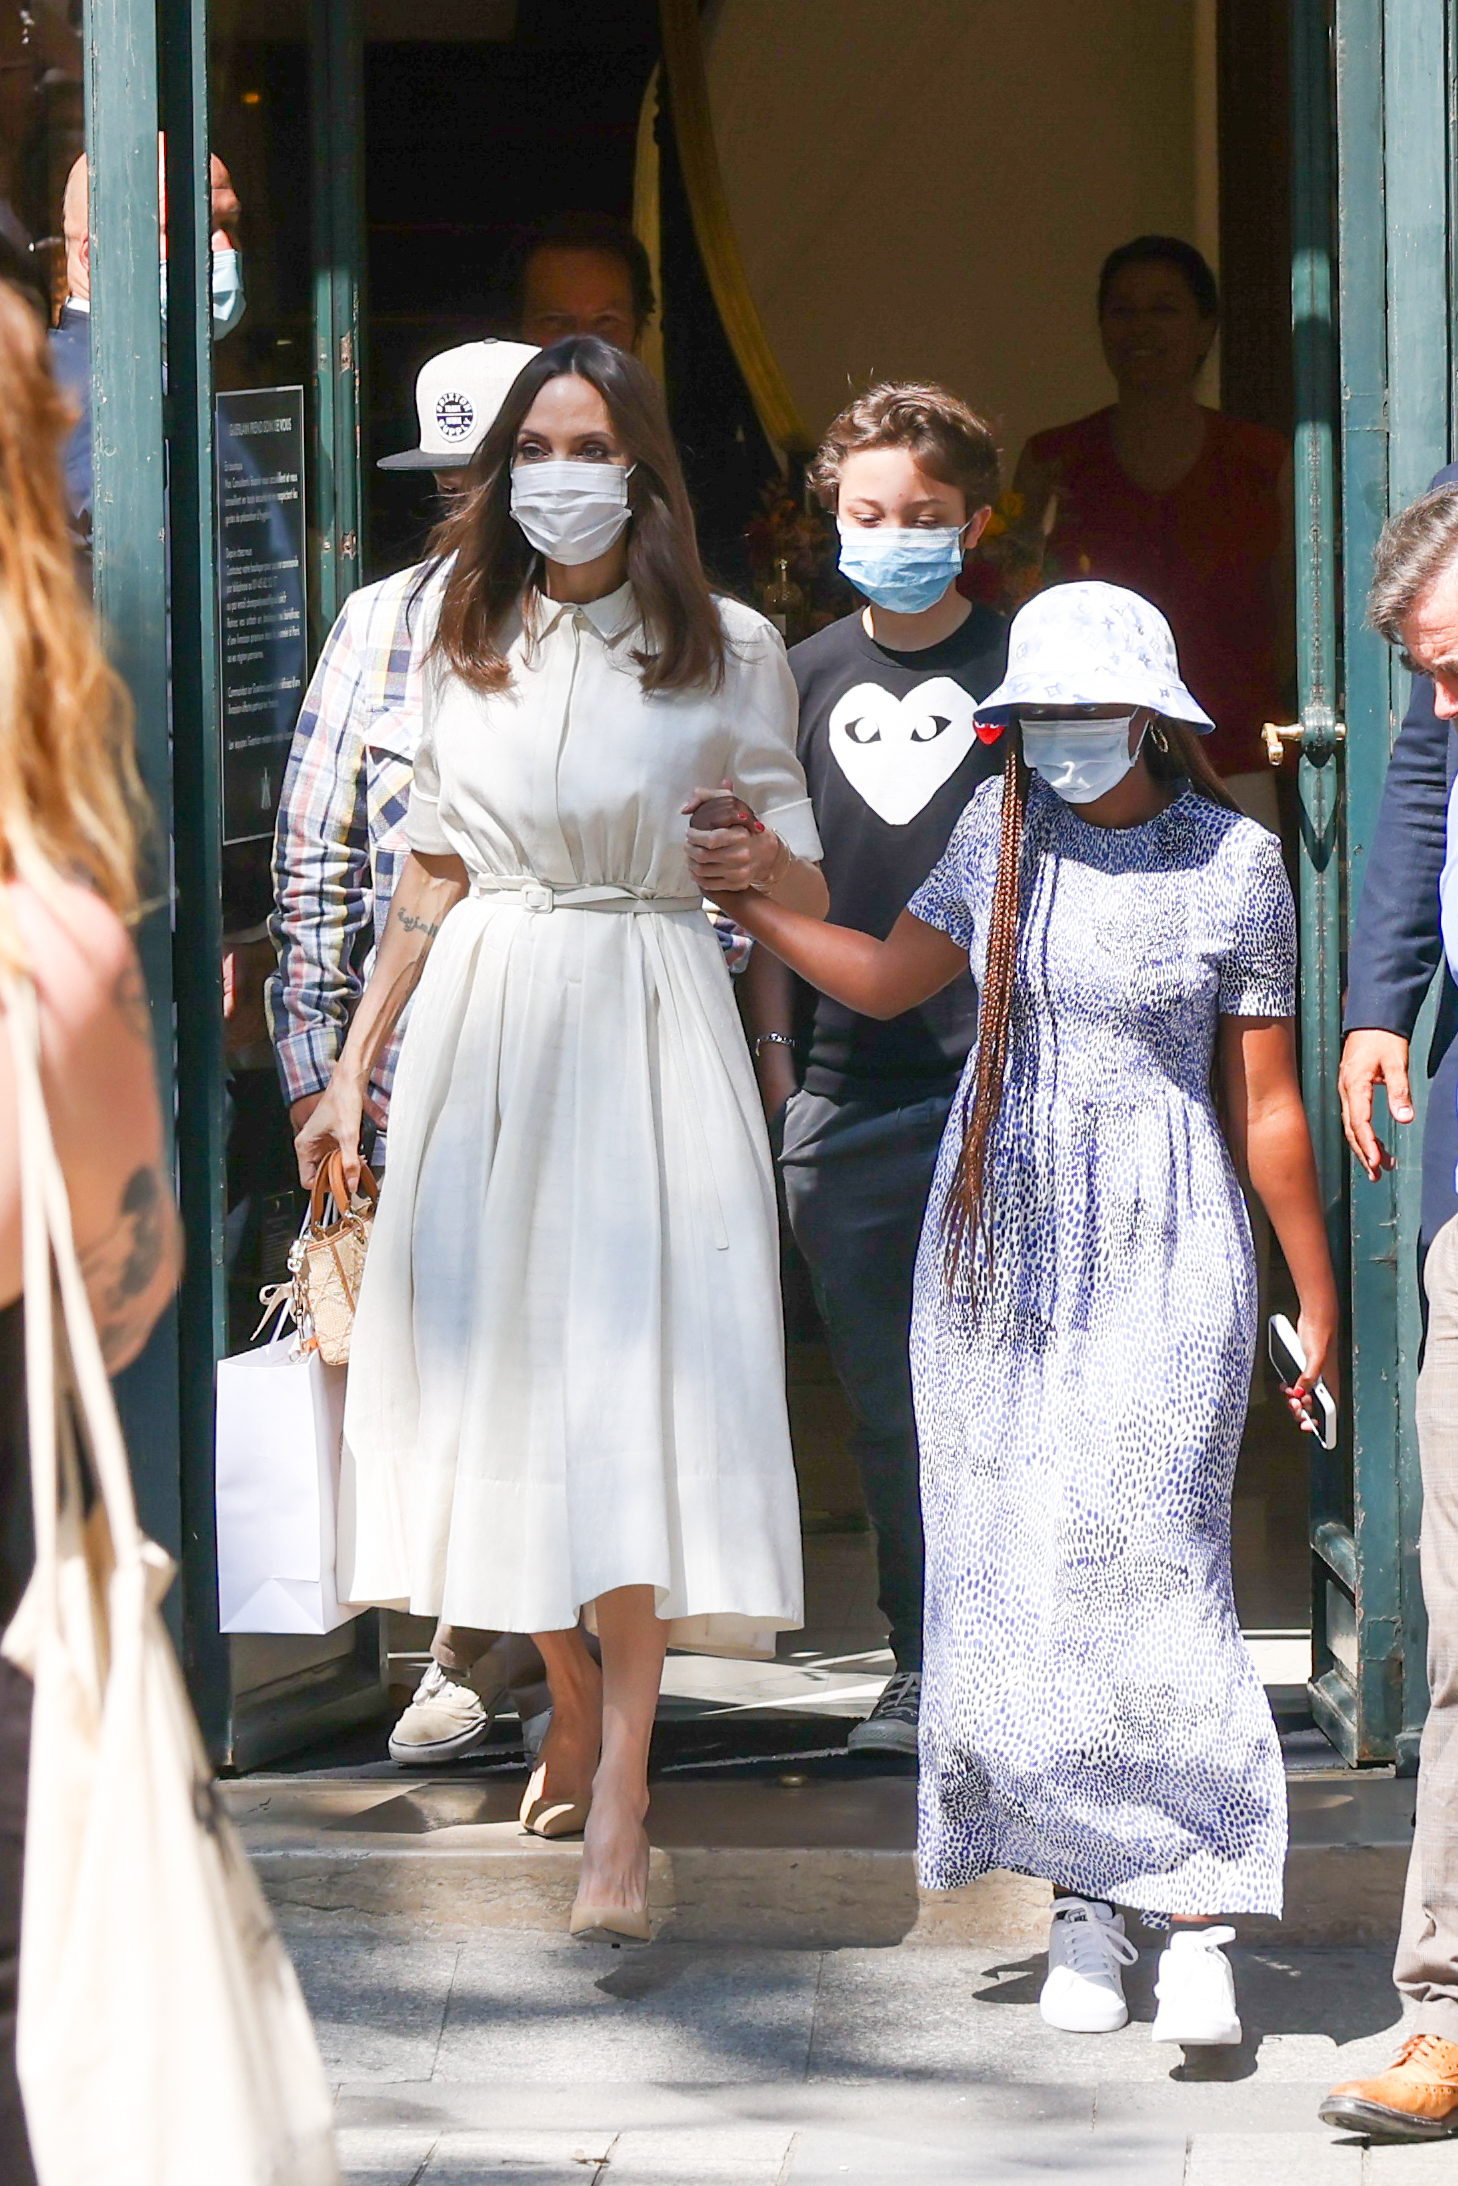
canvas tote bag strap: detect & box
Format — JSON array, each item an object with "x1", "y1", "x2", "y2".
[{"x1": 3, "y1": 967, "x2": 145, "y2": 1573}]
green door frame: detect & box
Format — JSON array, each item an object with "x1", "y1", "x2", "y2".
[
  {"x1": 84, "y1": 0, "x2": 183, "y2": 1623},
  {"x1": 1299, "y1": 0, "x2": 1453, "y2": 1765},
  {"x1": 311, "y1": 0, "x2": 366, "y2": 634},
  {"x1": 85, "y1": 0, "x2": 375, "y2": 1765}
]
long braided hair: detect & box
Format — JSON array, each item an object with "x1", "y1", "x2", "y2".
[{"x1": 940, "y1": 714, "x2": 1237, "y2": 1296}]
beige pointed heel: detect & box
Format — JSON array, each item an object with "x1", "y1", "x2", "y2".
[
  {"x1": 569, "y1": 1900, "x2": 651, "y2": 1944},
  {"x1": 521, "y1": 1797, "x2": 590, "y2": 1840}
]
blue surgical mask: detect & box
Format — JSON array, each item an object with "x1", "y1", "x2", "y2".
[
  {"x1": 159, "y1": 245, "x2": 247, "y2": 339},
  {"x1": 836, "y1": 521, "x2": 965, "y2": 614},
  {"x1": 1021, "y1": 715, "x2": 1143, "y2": 805}
]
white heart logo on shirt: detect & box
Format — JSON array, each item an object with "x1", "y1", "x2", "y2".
[{"x1": 827, "y1": 678, "x2": 981, "y2": 825}]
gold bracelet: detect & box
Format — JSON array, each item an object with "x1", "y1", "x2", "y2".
[{"x1": 749, "y1": 833, "x2": 795, "y2": 895}]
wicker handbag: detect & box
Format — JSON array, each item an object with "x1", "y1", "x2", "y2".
[{"x1": 291, "y1": 1151, "x2": 378, "y2": 1366}]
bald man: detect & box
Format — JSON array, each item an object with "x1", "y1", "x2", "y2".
[{"x1": 50, "y1": 150, "x2": 243, "y2": 537}]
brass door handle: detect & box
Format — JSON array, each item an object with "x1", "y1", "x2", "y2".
[{"x1": 1263, "y1": 719, "x2": 1347, "y2": 766}]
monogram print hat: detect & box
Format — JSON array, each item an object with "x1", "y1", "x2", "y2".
[
  {"x1": 972, "y1": 581, "x2": 1215, "y2": 739},
  {"x1": 378, "y1": 339, "x2": 540, "y2": 471}
]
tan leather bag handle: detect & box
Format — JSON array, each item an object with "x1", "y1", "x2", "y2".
[{"x1": 309, "y1": 1150, "x2": 378, "y2": 1229}]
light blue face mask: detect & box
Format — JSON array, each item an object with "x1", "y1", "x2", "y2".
[
  {"x1": 159, "y1": 246, "x2": 246, "y2": 339},
  {"x1": 836, "y1": 521, "x2": 966, "y2": 615},
  {"x1": 210, "y1": 247, "x2": 246, "y2": 338},
  {"x1": 1021, "y1": 714, "x2": 1143, "y2": 805}
]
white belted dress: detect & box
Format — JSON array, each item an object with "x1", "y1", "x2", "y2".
[{"x1": 338, "y1": 582, "x2": 820, "y2": 1654}]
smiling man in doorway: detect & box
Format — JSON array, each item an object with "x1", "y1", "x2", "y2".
[
  {"x1": 498, "y1": 208, "x2": 654, "y2": 356},
  {"x1": 744, "y1": 383, "x2": 1006, "y2": 1758}
]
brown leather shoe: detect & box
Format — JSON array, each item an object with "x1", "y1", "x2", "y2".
[{"x1": 1320, "y1": 2033, "x2": 1458, "y2": 2140}]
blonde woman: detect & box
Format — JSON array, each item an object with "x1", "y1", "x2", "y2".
[{"x1": 0, "y1": 282, "x2": 180, "y2": 2181}]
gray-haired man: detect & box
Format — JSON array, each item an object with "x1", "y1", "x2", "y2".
[{"x1": 1325, "y1": 484, "x2": 1458, "y2": 2139}]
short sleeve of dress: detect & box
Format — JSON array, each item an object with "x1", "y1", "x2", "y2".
[
  {"x1": 403, "y1": 658, "x2": 451, "y2": 855},
  {"x1": 727, "y1": 620, "x2": 823, "y2": 862},
  {"x1": 907, "y1": 791, "x2": 985, "y2": 954},
  {"x1": 1218, "y1": 826, "x2": 1296, "y2": 1018}
]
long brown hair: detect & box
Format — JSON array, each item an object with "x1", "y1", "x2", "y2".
[
  {"x1": 429, "y1": 336, "x2": 728, "y2": 696},
  {"x1": 941, "y1": 715, "x2": 1236, "y2": 1295},
  {"x1": 0, "y1": 282, "x2": 140, "y2": 931}
]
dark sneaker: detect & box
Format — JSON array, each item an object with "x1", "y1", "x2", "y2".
[{"x1": 848, "y1": 1669, "x2": 921, "y2": 1756}]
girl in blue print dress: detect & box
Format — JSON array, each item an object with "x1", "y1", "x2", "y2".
[{"x1": 687, "y1": 582, "x2": 1338, "y2": 2049}]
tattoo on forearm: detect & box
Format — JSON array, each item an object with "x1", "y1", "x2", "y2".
[
  {"x1": 113, "y1": 960, "x2": 152, "y2": 1044},
  {"x1": 397, "y1": 909, "x2": 440, "y2": 939},
  {"x1": 80, "y1": 1164, "x2": 175, "y2": 1366}
]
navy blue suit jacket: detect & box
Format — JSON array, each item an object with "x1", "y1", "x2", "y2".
[
  {"x1": 47, "y1": 303, "x2": 91, "y2": 530},
  {"x1": 1344, "y1": 460, "x2": 1458, "y2": 1242}
]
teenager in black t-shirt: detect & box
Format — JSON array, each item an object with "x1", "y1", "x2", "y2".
[{"x1": 743, "y1": 383, "x2": 1008, "y2": 1756}]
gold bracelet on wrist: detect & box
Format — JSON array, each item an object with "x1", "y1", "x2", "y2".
[{"x1": 749, "y1": 833, "x2": 795, "y2": 895}]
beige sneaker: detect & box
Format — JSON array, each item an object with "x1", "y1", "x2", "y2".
[{"x1": 387, "y1": 1659, "x2": 504, "y2": 1764}]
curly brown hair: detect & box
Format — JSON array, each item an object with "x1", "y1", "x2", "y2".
[{"x1": 809, "y1": 381, "x2": 1000, "y2": 518}]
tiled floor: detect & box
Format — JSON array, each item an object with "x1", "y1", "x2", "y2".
[{"x1": 287, "y1": 1916, "x2": 1450, "y2": 2183}]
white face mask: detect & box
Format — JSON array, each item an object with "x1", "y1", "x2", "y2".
[
  {"x1": 210, "y1": 246, "x2": 246, "y2": 337},
  {"x1": 510, "y1": 458, "x2": 634, "y2": 566},
  {"x1": 158, "y1": 245, "x2": 247, "y2": 339},
  {"x1": 1021, "y1": 714, "x2": 1144, "y2": 805}
]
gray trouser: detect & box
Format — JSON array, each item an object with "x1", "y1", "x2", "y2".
[
  {"x1": 1398, "y1": 1212, "x2": 1458, "y2": 2035},
  {"x1": 779, "y1": 1088, "x2": 951, "y2": 1672}
]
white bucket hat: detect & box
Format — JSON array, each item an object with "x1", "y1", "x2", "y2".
[
  {"x1": 378, "y1": 339, "x2": 540, "y2": 471},
  {"x1": 973, "y1": 581, "x2": 1215, "y2": 734}
]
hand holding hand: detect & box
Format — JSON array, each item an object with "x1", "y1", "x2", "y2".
[{"x1": 684, "y1": 781, "x2": 789, "y2": 894}]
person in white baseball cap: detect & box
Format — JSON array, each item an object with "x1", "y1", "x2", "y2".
[
  {"x1": 688, "y1": 576, "x2": 1338, "y2": 2052},
  {"x1": 378, "y1": 340, "x2": 540, "y2": 477},
  {"x1": 270, "y1": 333, "x2": 548, "y2": 1766}
]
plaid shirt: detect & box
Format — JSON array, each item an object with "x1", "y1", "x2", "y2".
[
  {"x1": 268, "y1": 560, "x2": 752, "y2": 1112},
  {"x1": 267, "y1": 559, "x2": 445, "y2": 1108}
]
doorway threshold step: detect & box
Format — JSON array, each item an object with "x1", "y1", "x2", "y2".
[{"x1": 225, "y1": 1766, "x2": 1413, "y2": 1951}]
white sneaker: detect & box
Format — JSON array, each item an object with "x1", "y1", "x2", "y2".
[
  {"x1": 387, "y1": 1660, "x2": 503, "y2": 1764},
  {"x1": 1150, "y1": 1926, "x2": 1242, "y2": 2045},
  {"x1": 1039, "y1": 1899, "x2": 1139, "y2": 2032}
]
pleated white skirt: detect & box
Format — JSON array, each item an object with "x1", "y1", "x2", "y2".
[{"x1": 338, "y1": 895, "x2": 804, "y2": 1657}]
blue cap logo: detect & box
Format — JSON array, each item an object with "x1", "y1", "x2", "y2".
[{"x1": 434, "y1": 391, "x2": 474, "y2": 441}]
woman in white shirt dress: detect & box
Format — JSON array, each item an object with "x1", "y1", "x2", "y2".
[{"x1": 297, "y1": 338, "x2": 827, "y2": 1942}]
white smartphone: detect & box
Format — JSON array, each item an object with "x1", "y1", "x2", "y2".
[{"x1": 1268, "y1": 1313, "x2": 1338, "y2": 1451}]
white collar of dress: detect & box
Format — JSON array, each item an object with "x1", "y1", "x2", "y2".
[{"x1": 533, "y1": 580, "x2": 637, "y2": 646}]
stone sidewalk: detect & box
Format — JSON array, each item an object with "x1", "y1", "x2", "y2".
[{"x1": 285, "y1": 1914, "x2": 1458, "y2": 2182}]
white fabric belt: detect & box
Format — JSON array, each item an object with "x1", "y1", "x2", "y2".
[{"x1": 468, "y1": 877, "x2": 702, "y2": 915}]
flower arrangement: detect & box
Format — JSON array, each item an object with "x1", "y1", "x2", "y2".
[
  {"x1": 961, "y1": 489, "x2": 1050, "y2": 614},
  {"x1": 745, "y1": 477, "x2": 851, "y2": 637}
]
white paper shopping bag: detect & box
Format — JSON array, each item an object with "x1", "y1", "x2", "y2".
[{"x1": 214, "y1": 1331, "x2": 361, "y2": 1634}]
